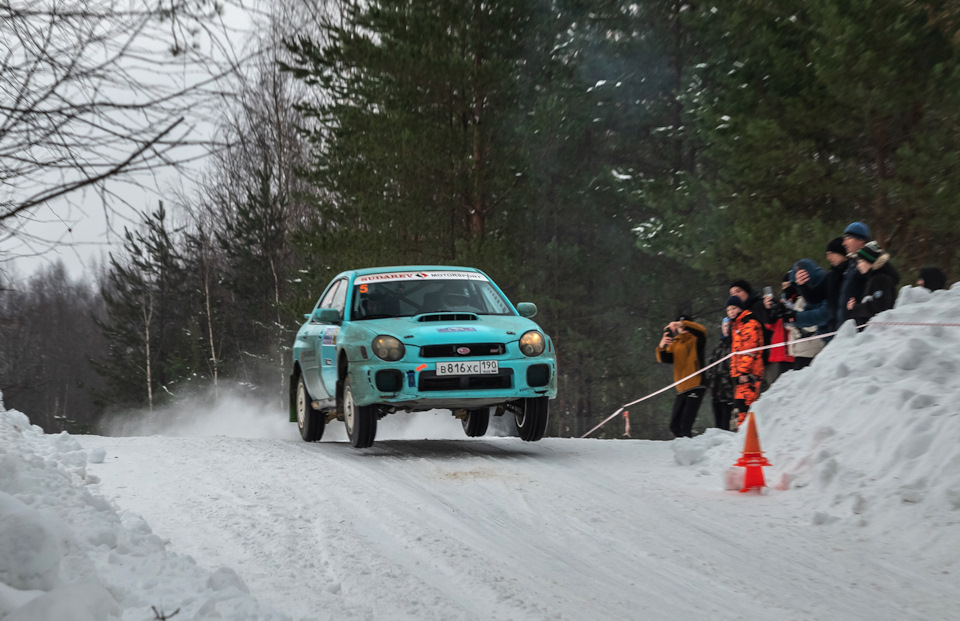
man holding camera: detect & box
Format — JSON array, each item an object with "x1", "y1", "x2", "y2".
[{"x1": 656, "y1": 316, "x2": 708, "y2": 438}]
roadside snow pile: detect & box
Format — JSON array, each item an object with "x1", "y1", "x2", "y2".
[
  {"x1": 680, "y1": 284, "x2": 960, "y2": 566},
  {"x1": 0, "y1": 392, "x2": 288, "y2": 621}
]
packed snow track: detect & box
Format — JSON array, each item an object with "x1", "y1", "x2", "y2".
[{"x1": 80, "y1": 431, "x2": 957, "y2": 621}]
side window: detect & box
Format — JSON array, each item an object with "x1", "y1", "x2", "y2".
[
  {"x1": 330, "y1": 279, "x2": 347, "y2": 315},
  {"x1": 318, "y1": 280, "x2": 342, "y2": 310}
]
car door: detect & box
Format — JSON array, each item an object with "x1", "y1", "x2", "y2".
[
  {"x1": 301, "y1": 279, "x2": 343, "y2": 402},
  {"x1": 319, "y1": 278, "x2": 348, "y2": 396}
]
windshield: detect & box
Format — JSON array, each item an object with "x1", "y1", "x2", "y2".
[{"x1": 350, "y1": 271, "x2": 513, "y2": 320}]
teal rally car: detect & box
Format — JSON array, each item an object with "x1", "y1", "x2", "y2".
[{"x1": 290, "y1": 266, "x2": 558, "y2": 448}]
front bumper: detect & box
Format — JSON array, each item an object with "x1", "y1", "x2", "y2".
[{"x1": 348, "y1": 355, "x2": 558, "y2": 410}]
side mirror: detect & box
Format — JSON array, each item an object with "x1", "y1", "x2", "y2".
[
  {"x1": 311, "y1": 308, "x2": 341, "y2": 323},
  {"x1": 516, "y1": 302, "x2": 537, "y2": 318}
]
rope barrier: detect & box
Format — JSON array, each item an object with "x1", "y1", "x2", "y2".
[{"x1": 578, "y1": 320, "x2": 955, "y2": 439}]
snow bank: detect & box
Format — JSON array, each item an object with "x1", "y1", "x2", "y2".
[
  {"x1": 0, "y1": 392, "x2": 287, "y2": 621},
  {"x1": 680, "y1": 284, "x2": 960, "y2": 568}
]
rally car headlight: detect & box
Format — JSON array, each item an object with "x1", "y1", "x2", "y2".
[
  {"x1": 372, "y1": 335, "x2": 405, "y2": 361},
  {"x1": 519, "y1": 331, "x2": 546, "y2": 357}
]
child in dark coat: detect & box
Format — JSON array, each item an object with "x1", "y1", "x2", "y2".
[
  {"x1": 704, "y1": 317, "x2": 735, "y2": 431},
  {"x1": 847, "y1": 242, "x2": 900, "y2": 326}
]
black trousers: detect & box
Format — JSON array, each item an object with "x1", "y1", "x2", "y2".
[
  {"x1": 712, "y1": 399, "x2": 733, "y2": 431},
  {"x1": 670, "y1": 387, "x2": 706, "y2": 438}
]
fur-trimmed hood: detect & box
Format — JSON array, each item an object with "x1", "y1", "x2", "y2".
[
  {"x1": 868, "y1": 252, "x2": 891, "y2": 271},
  {"x1": 866, "y1": 252, "x2": 900, "y2": 286}
]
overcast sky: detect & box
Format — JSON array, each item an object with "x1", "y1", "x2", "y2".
[{"x1": 0, "y1": 2, "x2": 257, "y2": 283}]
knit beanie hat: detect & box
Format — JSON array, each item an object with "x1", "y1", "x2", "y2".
[
  {"x1": 826, "y1": 236, "x2": 845, "y2": 255},
  {"x1": 843, "y1": 221, "x2": 871, "y2": 241},
  {"x1": 729, "y1": 279, "x2": 753, "y2": 295},
  {"x1": 857, "y1": 241, "x2": 883, "y2": 263},
  {"x1": 725, "y1": 295, "x2": 744, "y2": 309}
]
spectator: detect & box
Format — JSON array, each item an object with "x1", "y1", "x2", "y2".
[
  {"x1": 729, "y1": 279, "x2": 772, "y2": 383},
  {"x1": 729, "y1": 279, "x2": 769, "y2": 340},
  {"x1": 917, "y1": 267, "x2": 947, "y2": 292},
  {"x1": 768, "y1": 276, "x2": 824, "y2": 370},
  {"x1": 789, "y1": 237, "x2": 848, "y2": 340},
  {"x1": 656, "y1": 316, "x2": 708, "y2": 438},
  {"x1": 762, "y1": 274, "x2": 796, "y2": 376},
  {"x1": 725, "y1": 296, "x2": 764, "y2": 428},
  {"x1": 704, "y1": 317, "x2": 735, "y2": 431},
  {"x1": 847, "y1": 242, "x2": 900, "y2": 326},
  {"x1": 839, "y1": 221, "x2": 871, "y2": 325}
]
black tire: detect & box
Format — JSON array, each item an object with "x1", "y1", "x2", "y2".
[
  {"x1": 343, "y1": 378, "x2": 377, "y2": 448},
  {"x1": 462, "y1": 407, "x2": 490, "y2": 437},
  {"x1": 296, "y1": 376, "x2": 325, "y2": 442},
  {"x1": 514, "y1": 397, "x2": 549, "y2": 442}
]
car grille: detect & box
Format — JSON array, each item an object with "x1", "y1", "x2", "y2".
[
  {"x1": 418, "y1": 369, "x2": 513, "y2": 391},
  {"x1": 420, "y1": 343, "x2": 506, "y2": 358}
]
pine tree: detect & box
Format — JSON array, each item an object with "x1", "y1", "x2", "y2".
[
  {"x1": 283, "y1": 0, "x2": 548, "y2": 274},
  {"x1": 94, "y1": 205, "x2": 194, "y2": 411},
  {"x1": 216, "y1": 166, "x2": 294, "y2": 399},
  {"x1": 681, "y1": 0, "x2": 960, "y2": 279}
]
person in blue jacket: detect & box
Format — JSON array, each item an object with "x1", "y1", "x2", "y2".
[{"x1": 788, "y1": 237, "x2": 848, "y2": 339}]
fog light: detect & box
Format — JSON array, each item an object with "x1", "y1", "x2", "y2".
[
  {"x1": 375, "y1": 369, "x2": 403, "y2": 392},
  {"x1": 527, "y1": 364, "x2": 550, "y2": 387}
]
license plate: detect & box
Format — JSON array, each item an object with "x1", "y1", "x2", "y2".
[{"x1": 435, "y1": 360, "x2": 499, "y2": 376}]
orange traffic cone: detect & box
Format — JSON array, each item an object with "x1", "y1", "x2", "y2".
[{"x1": 734, "y1": 411, "x2": 770, "y2": 493}]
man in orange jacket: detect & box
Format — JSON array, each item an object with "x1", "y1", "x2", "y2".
[
  {"x1": 656, "y1": 316, "x2": 707, "y2": 437},
  {"x1": 726, "y1": 296, "x2": 764, "y2": 427}
]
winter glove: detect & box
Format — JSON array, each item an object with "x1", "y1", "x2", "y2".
[{"x1": 767, "y1": 301, "x2": 796, "y2": 321}]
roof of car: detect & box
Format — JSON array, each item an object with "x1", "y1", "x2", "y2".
[{"x1": 349, "y1": 265, "x2": 484, "y2": 277}]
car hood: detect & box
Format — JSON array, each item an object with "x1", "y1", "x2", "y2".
[{"x1": 352, "y1": 314, "x2": 543, "y2": 345}]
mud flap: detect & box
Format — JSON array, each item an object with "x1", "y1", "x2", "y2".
[{"x1": 289, "y1": 373, "x2": 298, "y2": 422}]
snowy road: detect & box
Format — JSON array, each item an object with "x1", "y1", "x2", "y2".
[{"x1": 80, "y1": 430, "x2": 956, "y2": 621}]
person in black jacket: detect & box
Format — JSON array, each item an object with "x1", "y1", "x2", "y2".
[
  {"x1": 839, "y1": 221, "x2": 872, "y2": 325},
  {"x1": 703, "y1": 317, "x2": 735, "y2": 431},
  {"x1": 847, "y1": 242, "x2": 900, "y2": 326}
]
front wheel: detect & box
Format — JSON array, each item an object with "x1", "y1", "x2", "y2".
[
  {"x1": 343, "y1": 378, "x2": 378, "y2": 448},
  {"x1": 462, "y1": 407, "x2": 490, "y2": 437},
  {"x1": 296, "y1": 376, "x2": 325, "y2": 442},
  {"x1": 514, "y1": 397, "x2": 549, "y2": 442}
]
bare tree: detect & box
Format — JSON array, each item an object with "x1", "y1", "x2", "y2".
[
  {"x1": 0, "y1": 0, "x2": 260, "y2": 262},
  {"x1": 170, "y1": 1, "x2": 327, "y2": 401}
]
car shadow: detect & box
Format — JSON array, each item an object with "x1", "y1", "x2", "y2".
[{"x1": 319, "y1": 438, "x2": 545, "y2": 460}]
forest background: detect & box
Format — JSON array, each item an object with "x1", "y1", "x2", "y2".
[{"x1": 3, "y1": 0, "x2": 960, "y2": 439}]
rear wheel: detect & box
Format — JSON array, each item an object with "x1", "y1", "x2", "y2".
[
  {"x1": 462, "y1": 407, "x2": 490, "y2": 437},
  {"x1": 343, "y1": 378, "x2": 377, "y2": 448},
  {"x1": 296, "y1": 376, "x2": 324, "y2": 442},
  {"x1": 514, "y1": 397, "x2": 549, "y2": 442}
]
